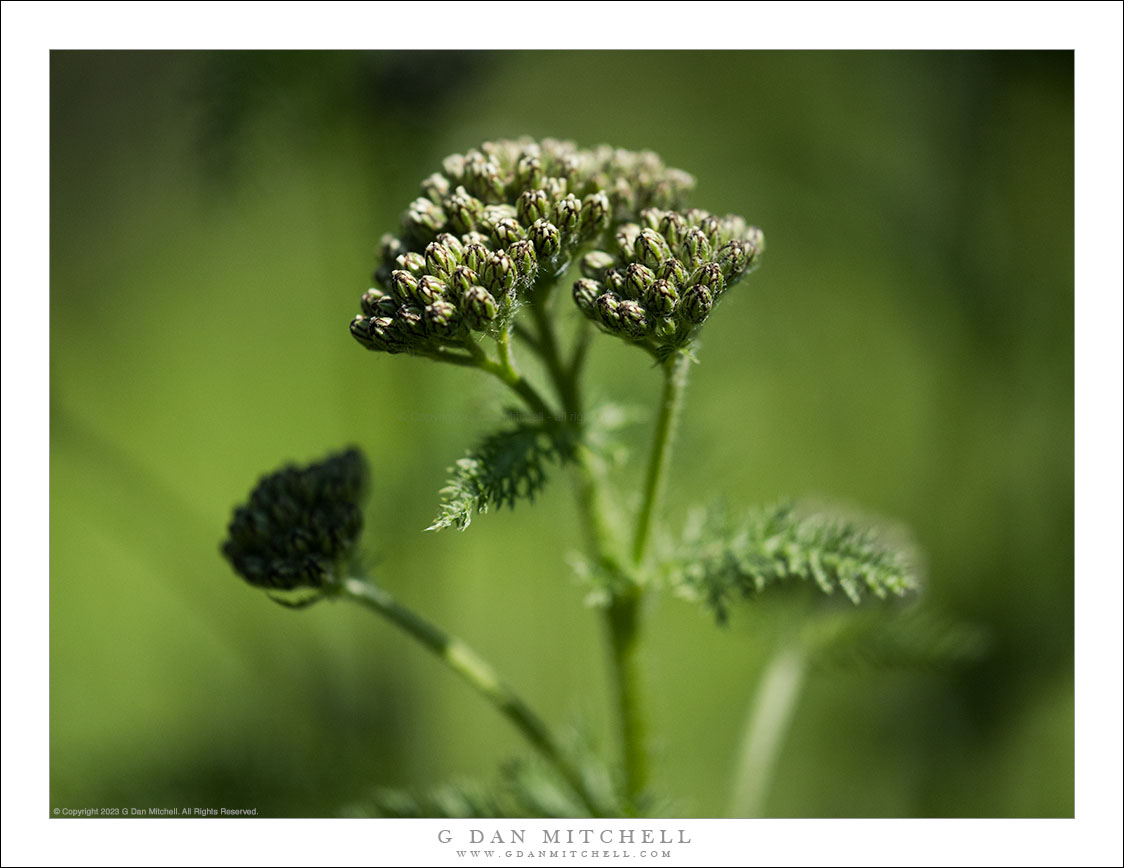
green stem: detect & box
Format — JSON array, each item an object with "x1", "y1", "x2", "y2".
[
  {"x1": 728, "y1": 644, "x2": 807, "y2": 817},
  {"x1": 631, "y1": 351, "x2": 690, "y2": 567},
  {"x1": 338, "y1": 576, "x2": 606, "y2": 816}
]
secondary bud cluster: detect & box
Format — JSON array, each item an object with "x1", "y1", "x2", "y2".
[
  {"x1": 222, "y1": 448, "x2": 368, "y2": 591},
  {"x1": 572, "y1": 207, "x2": 764, "y2": 353},
  {"x1": 350, "y1": 138, "x2": 697, "y2": 356}
]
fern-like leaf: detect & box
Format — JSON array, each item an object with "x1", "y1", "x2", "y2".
[
  {"x1": 427, "y1": 422, "x2": 571, "y2": 532},
  {"x1": 668, "y1": 502, "x2": 920, "y2": 624}
]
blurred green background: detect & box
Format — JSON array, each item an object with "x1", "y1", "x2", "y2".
[{"x1": 50, "y1": 50, "x2": 1073, "y2": 817}]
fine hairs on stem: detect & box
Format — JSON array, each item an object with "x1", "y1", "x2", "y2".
[{"x1": 222, "y1": 137, "x2": 928, "y2": 818}]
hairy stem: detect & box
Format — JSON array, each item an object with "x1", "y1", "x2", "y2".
[
  {"x1": 728, "y1": 643, "x2": 807, "y2": 817},
  {"x1": 631, "y1": 351, "x2": 690, "y2": 567},
  {"x1": 338, "y1": 577, "x2": 606, "y2": 816}
]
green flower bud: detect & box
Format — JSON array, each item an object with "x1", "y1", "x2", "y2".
[
  {"x1": 697, "y1": 215, "x2": 722, "y2": 248},
  {"x1": 720, "y1": 213, "x2": 748, "y2": 243},
  {"x1": 654, "y1": 316, "x2": 679, "y2": 341},
  {"x1": 451, "y1": 264, "x2": 479, "y2": 295},
  {"x1": 579, "y1": 191, "x2": 611, "y2": 238},
  {"x1": 680, "y1": 227, "x2": 711, "y2": 269},
  {"x1": 424, "y1": 300, "x2": 461, "y2": 339},
  {"x1": 618, "y1": 299, "x2": 651, "y2": 338},
  {"x1": 481, "y1": 250, "x2": 516, "y2": 297},
  {"x1": 551, "y1": 193, "x2": 582, "y2": 236},
  {"x1": 465, "y1": 156, "x2": 506, "y2": 202},
  {"x1": 434, "y1": 232, "x2": 465, "y2": 261},
  {"x1": 624, "y1": 262, "x2": 656, "y2": 300},
  {"x1": 425, "y1": 242, "x2": 457, "y2": 282},
  {"x1": 572, "y1": 278, "x2": 601, "y2": 318},
  {"x1": 507, "y1": 239, "x2": 538, "y2": 281},
  {"x1": 421, "y1": 172, "x2": 451, "y2": 202},
  {"x1": 542, "y1": 176, "x2": 568, "y2": 202},
  {"x1": 396, "y1": 304, "x2": 427, "y2": 338},
  {"x1": 461, "y1": 285, "x2": 498, "y2": 331},
  {"x1": 360, "y1": 288, "x2": 391, "y2": 317},
  {"x1": 350, "y1": 315, "x2": 385, "y2": 351},
  {"x1": 656, "y1": 257, "x2": 689, "y2": 289},
  {"x1": 716, "y1": 239, "x2": 750, "y2": 281},
  {"x1": 634, "y1": 228, "x2": 672, "y2": 269},
  {"x1": 444, "y1": 186, "x2": 484, "y2": 234},
  {"x1": 581, "y1": 250, "x2": 616, "y2": 280},
  {"x1": 609, "y1": 177, "x2": 637, "y2": 217},
  {"x1": 442, "y1": 152, "x2": 466, "y2": 181},
  {"x1": 596, "y1": 292, "x2": 623, "y2": 330},
  {"x1": 390, "y1": 269, "x2": 420, "y2": 306},
  {"x1": 480, "y1": 203, "x2": 518, "y2": 233},
  {"x1": 491, "y1": 217, "x2": 525, "y2": 248},
  {"x1": 658, "y1": 212, "x2": 688, "y2": 251},
  {"x1": 517, "y1": 189, "x2": 551, "y2": 226},
  {"x1": 379, "y1": 233, "x2": 407, "y2": 265},
  {"x1": 462, "y1": 242, "x2": 491, "y2": 274},
  {"x1": 460, "y1": 231, "x2": 490, "y2": 249},
  {"x1": 692, "y1": 262, "x2": 725, "y2": 294},
  {"x1": 371, "y1": 316, "x2": 411, "y2": 354},
  {"x1": 614, "y1": 223, "x2": 641, "y2": 260},
  {"x1": 515, "y1": 152, "x2": 545, "y2": 191},
  {"x1": 643, "y1": 278, "x2": 679, "y2": 316},
  {"x1": 415, "y1": 274, "x2": 448, "y2": 306},
  {"x1": 604, "y1": 267, "x2": 626, "y2": 296},
  {"x1": 403, "y1": 197, "x2": 446, "y2": 243},
  {"x1": 529, "y1": 219, "x2": 562, "y2": 259},
  {"x1": 222, "y1": 447, "x2": 369, "y2": 592},
  {"x1": 745, "y1": 226, "x2": 765, "y2": 260},
  {"x1": 638, "y1": 207, "x2": 665, "y2": 232},
  {"x1": 679, "y1": 284, "x2": 713, "y2": 325},
  {"x1": 396, "y1": 251, "x2": 427, "y2": 277}
]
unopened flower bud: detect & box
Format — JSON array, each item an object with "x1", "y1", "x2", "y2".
[
  {"x1": 551, "y1": 194, "x2": 582, "y2": 236},
  {"x1": 692, "y1": 262, "x2": 725, "y2": 294},
  {"x1": 542, "y1": 176, "x2": 568, "y2": 202},
  {"x1": 604, "y1": 268, "x2": 626, "y2": 296},
  {"x1": 596, "y1": 293, "x2": 623, "y2": 330},
  {"x1": 572, "y1": 279, "x2": 601, "y2": 317},
  {"x1": 617, "y1": 300, "x2": 650, "y2": 338},
  {"x1": 697, "y1": 215, "x2": 722, "y2": 248},
  {"x1": 581, "y1": 250, "x2": 616, "y2": 279},
  {"x1": 624, "y1": 262, "x2": 656, "y2": 300},
  {"x1": 434, "y1": 232, "x2": 464, "y2": 261},
  {"x1": 744, "y1": 226, "x2": 765, "y2": 261},
  {"x1": 517, "y1": 189, "x2": 551, "y2": 226},
  {"x1": 360, "y1": 288, "x2": 391, "y2": 317},
  {"x1": 507, "y1": 240, "x2": 538, "y2": 281},
  {"x1": 634, "y1": 228, "x2": 672, "y2": 269},
  {"x1": 391, "y1": 269, "x2": 420, "y2": 305},
  {"x1": 716, "y1": 239, "x2": 750, "y2": 280},
  {"x1": 528, "y1": 219, "x2": 562, "y2": 259},
  {"x1": 397, "y1": 304, "x2": 427, "y2": 338},
  {"x1": 460, "y1": 231, "x2": 489, "y2": 248},
  {"x1": 638, "y1": 208, "x2": 665, "y2": 232},
  {"x1": 465, "y1": 158, "x2": 506, "y2": 202},
  {"x1": 643, "y1": 278, "x2": 679, "y2": 316},
  {"x1": 462, "y1": 242, "x2": 491, "y2": 274},
  {"x1": 350, "y1": 315, "x2": 384, "y2": 351},
  {"x1": 372, "y1": 316, "x2": 411, "y2": 354},
  {"x1": 461, "y1": 285, "x2": 498, "y2": 331},
  {"x1": 379, "y1": 233, "x2": 407, "y2": 265},
  {"x1": 680, "y1": 227, "x2": 711, "y2": 269},
  {"x1": 444, "y1": 186, "x2": 484, "y2": 234},
  {"x1": 515, "y1": 153, "x2": 544, "y2": 191},
  {"x1": 658, "y1": 212, "x2": 688, "y2": 250},
  {"x1": 403, "y1": 197, "x2": 446, "y2": 243},
  {"x1": 614, "y1": 223, "x2": 641, "y2": 260},
  {"x1": 415, "y1": 274, "x2": 448, "y2": 306},
  {"x1": 654, "y1": 316, "x2": 679, "y2": 341},
  {"x1": 679, "y1": 284, "x2": 713, "y2": 325},
  {"x1": 421, "y1": 172, "x2": 451, "y2": 202},
  {"x1": 396, "y1": 251, "x2": 427, "y2": 277},
  {"x1": 451, "y1": 264, "x2": 479, "y2": 295},
  {"x1": 424, "y1": 300, "x2": 461, "y2": 339},
  {"x1": 491, "y1": 217, "x2": 525, "y2": 247},
  {"x1": 425, "y1": 242, "x2": 457, "y2": 282},
  {"x1": 656, "y1": 257, "x2": 689, "y2": 289},
  {"x1": 579, "y1": 191, "x2": 611, "y2": 237},
  {"x1": 482, "y1": 250, "x2": 516, "y2": 297}
]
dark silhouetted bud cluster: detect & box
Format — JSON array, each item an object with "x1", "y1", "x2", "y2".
[
  {"x1": 222, "y1": 448, "x2": 369, "y2": 591},
  {"x1": 350, "y1": 138, "x2": 698, "y2": 356},
  {"x1": 571, "y1": 207, "x2": 764, "y2": 354}
]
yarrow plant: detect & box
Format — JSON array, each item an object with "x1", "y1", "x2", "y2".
[{"x1": 223, "y1": 138, "x2": 972, "y2": 817}]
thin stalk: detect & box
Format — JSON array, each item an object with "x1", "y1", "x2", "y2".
[
  {"x1": 728, "y1": 644, "x2": 807, "y2": 817},
  {"x1": 338, "y1": 577, "x2": 606, "y2": 817},
  {"x1": 631, "y1": 351, "x2": 690, "y2": 567}
]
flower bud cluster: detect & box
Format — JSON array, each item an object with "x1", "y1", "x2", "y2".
[
  {"x1": 350, "y1": 138, "x2": 698, "y2": 356},
  {"x1": 222, "y1": 448, "x2": 368, "y2": 591},
  {"x1": 572, "y1": 207, "x2": 764, "y2": 353}
]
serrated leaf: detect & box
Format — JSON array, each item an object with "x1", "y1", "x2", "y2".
[
  {"x1": 667, "y1": 501, "x2": 921, "y2": 624},
  {"x1": 427, "y1": 422, "x2": 571, "y2": 532}
]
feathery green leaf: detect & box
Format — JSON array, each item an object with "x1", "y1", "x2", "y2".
[{"x1": 668, "y1": 501, "x2": 921, "y2": 624}]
